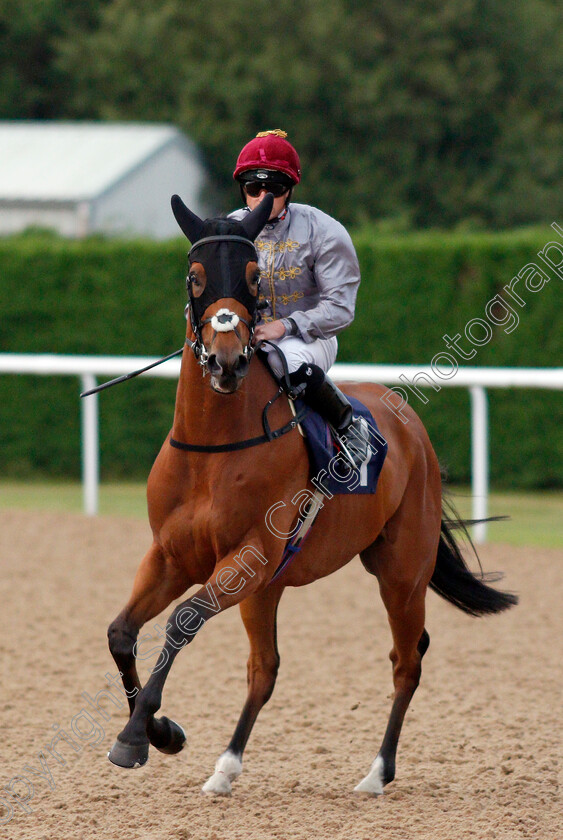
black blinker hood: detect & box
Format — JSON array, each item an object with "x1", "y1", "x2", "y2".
[
  {"x1": 188, "y1": 221, "x2": 258, "y2": 323},
  {"x1": 171, "y1": 194, "x2": 274, "y2": 326}
]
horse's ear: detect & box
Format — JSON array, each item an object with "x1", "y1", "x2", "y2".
[
  {"x1": 240, "y1": 193, "x2": 274, "y2": 240},
  {"x1": 171, "y1": 194, "x2": 205, "y2": 243}
]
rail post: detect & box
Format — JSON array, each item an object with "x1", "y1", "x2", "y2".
[
  {"x1": 80, "y1": 374, "x2": 99, "y2": 516},
  {"x1": 470, "y1": 386, "x2": 489, "y2": 543}
]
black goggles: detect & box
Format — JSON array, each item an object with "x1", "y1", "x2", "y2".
[{"x1": 243, "y1": 180, "x2": 290, "y2": 198}]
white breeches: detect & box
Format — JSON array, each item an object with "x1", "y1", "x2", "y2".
[{"x1": 262, "y1": 335, "x2": 338, "y2": 377}]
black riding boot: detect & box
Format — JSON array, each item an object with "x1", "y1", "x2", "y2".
[{"x1": 288, "y1": 363, "x2": 370, "y2": 467}]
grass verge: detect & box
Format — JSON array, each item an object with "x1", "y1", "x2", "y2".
[{"x1": 0, "y1": 481, "x2": 561, "y2": 548}]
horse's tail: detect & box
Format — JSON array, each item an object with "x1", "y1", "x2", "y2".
[{"x1": 429, "y1": 499, "x2": 518, "y2": 616}]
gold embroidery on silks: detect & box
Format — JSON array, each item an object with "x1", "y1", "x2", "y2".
[
  {"x1": 277, "y1": 239, "x2": 300, "y2": 253},
  {"x1": 259, "y1": 266, "x2": 302, "y2": 283},
  {"x1": 256, "y1": 239, "x2": 300, "y2": 254},
  {"x1": 255, "y1": 238, "x2": 302, "y2": 319},
  {"x1": 276, "y1": 266, "x2": 302, "y2": 282},
  {"x1": 257, "y1": 289, "x2": 304, "y2": 316},
  {"x1": 275, "y1": 291, "x2": 304, "y2": 305}
]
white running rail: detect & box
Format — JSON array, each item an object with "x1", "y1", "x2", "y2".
[{"x1": 1, "y1": 353, "x2": 562, "y2": 541}]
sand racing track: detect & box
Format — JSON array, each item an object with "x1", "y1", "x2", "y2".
[{"x1": 0, "y1": 509, "x2": 560, "y2": 840}]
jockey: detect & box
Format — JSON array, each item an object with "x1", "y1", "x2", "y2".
[{"x1": 230, "y1": 129, "x2": 366, "y2": 465}]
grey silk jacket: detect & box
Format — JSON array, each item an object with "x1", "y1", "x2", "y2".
[{"x1": 229, "y1": 203, "x2": 361, "y2": 344}]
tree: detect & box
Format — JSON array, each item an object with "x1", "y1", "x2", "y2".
[
  {"x1": 0, "y1": 0, "x2": 107, "y2": 118},
  {"x1": 4, "y1": 0, "x2": 563, "y2": 228}
]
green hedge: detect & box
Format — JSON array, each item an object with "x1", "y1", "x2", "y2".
[{"x1": 1, "y1": 228, "x2": 561, "y2": 488}]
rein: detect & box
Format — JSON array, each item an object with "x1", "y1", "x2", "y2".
[
  {"x1": 170, "y1": 342, "x2": 308, "y2": 453},
  {"x1": 169, "y1": 408, "x2": 305, "y2": 453},
  {"x1": 81, "y1": 338, "x2": 305, "y2": 452}
]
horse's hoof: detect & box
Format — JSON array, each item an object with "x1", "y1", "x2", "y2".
[
  {"x1": 107, "y1": 738, "x2": 149, "y2": 769},
  {"x1": 354, "y1": 755, "x2": 385, "y2": 795},
  {"x1": 201, "y1": 751, "x2": 242, "y2": 795},
  {"x1": 353, "y1": 777, "x2": 384, "y2": 795},
  {"x1": 202, "y1": 771, "x2": 232, "y2": 796},
  {"x1": 151, "y1": 716, "x2": 187, "y2": 755}
]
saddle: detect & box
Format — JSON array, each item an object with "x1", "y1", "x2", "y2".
[
  {"x1": 257, "y1": 343, "x2": 387, "y2": 496},
  {"x1": 295, "y1": 395, "x2": 387, "y2": 496}
]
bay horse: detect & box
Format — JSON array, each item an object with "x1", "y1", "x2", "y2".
[{"x1": 106, "y1": 193, "x2": 517, "y2": 795}]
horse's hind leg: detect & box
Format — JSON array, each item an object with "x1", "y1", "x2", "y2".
[
  {"x1": 107, "y1": 542, "x2": 190, "y2": 757},
  {"x1": 202, "y1": 583, "x2": 284, "y2": 795},
  {"x1": 355, "y1": 578, "x2": 429, "y2": 794},
  {"x1": 355, "y1": 505, "x2": 438, "y2": 793}
]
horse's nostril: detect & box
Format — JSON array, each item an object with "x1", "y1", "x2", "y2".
[
  {"x1": 208, "y1": 351, "x2": 249, "y2": 383},
  {"x1": 235, "y1": 355, "x2": 249, "y2": 378},
  {"x1": 207, "y1": 354, "x2": 222, "y2": 376}
]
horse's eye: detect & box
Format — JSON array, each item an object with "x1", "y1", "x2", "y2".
[{"x1": 189, "y1": 273, "x2": 200, "y2": 287}]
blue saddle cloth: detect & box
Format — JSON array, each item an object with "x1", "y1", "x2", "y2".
[{"x1": 296, "y1": 396, "x2": 387, "y2": 495}]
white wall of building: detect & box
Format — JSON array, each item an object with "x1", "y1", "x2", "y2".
[
  {"x1": 0, "y1": 123, "x2": 213, "y2": 239},
  {"x1": 0, "y1": 201, "x2": 88, "y2": 237},
  {"x1": 91, "y1": 138, "x2": 210, "y2": 239}
]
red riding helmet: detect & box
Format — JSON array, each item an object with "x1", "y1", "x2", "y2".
[{"x1": 233, "y1": 130, "x2": 301, "y2": 184}]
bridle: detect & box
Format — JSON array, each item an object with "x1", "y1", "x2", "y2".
[
  {"x1": 80, "y1": 194, "x2": 276, "y2": 400},
  {"x1": 184, "y1": 234, "x2": 261, "y2": 370},
  {"x1": 80, "y1": 231, "x2": 266, "y2": 398}
]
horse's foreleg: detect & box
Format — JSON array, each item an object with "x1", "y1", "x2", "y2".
[
  {"x1": 107, "y1": 542, "x2": 191, "y2": 757},
  {"x1": 108, "y1": 545, "x2": 269, "y2": 770},
  {"x1": 202, "y1": 583, "x2": 284, "y2": 795}
]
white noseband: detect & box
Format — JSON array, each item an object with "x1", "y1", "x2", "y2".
[{"x1": 211, "y1": 309, "x2": 241, "y2": 332}]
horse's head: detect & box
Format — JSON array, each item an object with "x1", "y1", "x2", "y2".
[{"x1": 171, "y1": 193, "x2": 273, "y2": 394}]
